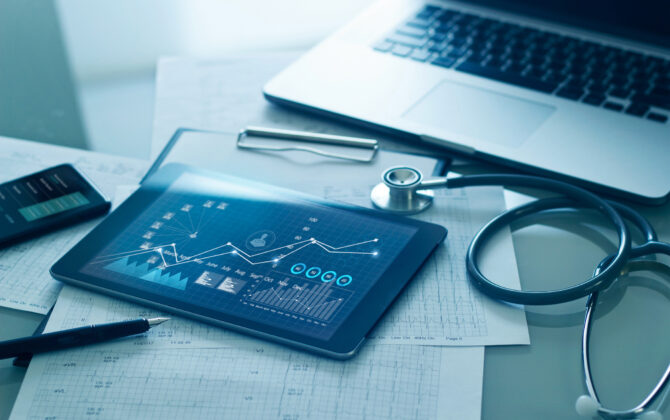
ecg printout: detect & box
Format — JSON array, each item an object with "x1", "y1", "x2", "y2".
[
  {"x1": 321, "y1": 183, "x2": 529, "y2": 346},
  {"x1": 10, "y1": 286, "x2": 485, "y2": 420},
  {"x1": 0, "y1": 137, "x2": 147, "y2": 313}
]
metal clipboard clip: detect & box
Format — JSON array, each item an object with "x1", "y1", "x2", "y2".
[{"x1": 236, "y1": 126, "x2": 379, "y2": 163}]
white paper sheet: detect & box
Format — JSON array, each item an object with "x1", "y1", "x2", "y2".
[
  {"x1": 10, "y1": 286, "x2": 485, "y2": 420},
  {"x1": 320, "y1": 184, "x2": 529, "y2": 346},
  {"x1": 0, "y1": 137, "x2": 147, "y2": 313}
]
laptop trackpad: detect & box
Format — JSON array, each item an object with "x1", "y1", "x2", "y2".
[{"x1": 402, "y1": 81, "x2": 555, "y2": 148}]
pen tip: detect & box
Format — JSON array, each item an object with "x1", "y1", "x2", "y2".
[{"x1": 147, "y1": 317, "x2": 170, "y2": 327}]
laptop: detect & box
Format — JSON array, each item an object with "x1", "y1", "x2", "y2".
[{"x1": 263, "y1": 0, "x2": 670, "y2": 204}]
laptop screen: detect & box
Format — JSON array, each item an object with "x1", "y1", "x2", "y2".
[{"x1": 466, "y1": 0, "x2": 670, "y2": 48}]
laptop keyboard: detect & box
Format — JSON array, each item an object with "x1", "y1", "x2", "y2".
[{"x1": 373, "y1": 5, "x2": 670, "y2": 124}]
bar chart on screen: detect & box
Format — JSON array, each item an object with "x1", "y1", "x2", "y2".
[{"x1": 245, "y1": 274, "x2": 351, "y2": 322}]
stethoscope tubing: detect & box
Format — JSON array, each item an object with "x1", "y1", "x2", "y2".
[
  {"x1": 582, "y1": 242, "x2": 670, "y2": 418},
  {"x1": 375, "y1": 167, "x2": 669, "y2": 418},
  {"x1": 446, "y1": 174, "x2": 631, "y2": 305}
]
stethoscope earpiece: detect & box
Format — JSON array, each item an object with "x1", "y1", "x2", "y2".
[
  {"x1": 575, "y1": 395, "x2": 600, "y2": 418},
  {"x1": 640, "y1": 411, "x2": 664, "y2": 420}
]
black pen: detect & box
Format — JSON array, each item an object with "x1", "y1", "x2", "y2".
[{"x1": 0, "y1": 317, "x2": 170, "y2": 359}]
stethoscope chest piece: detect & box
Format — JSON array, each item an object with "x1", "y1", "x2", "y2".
[{"x1": 371, "y1": 166, "x2": 435, "y2": 214}]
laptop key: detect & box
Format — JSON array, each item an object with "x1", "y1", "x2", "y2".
[
  {"x1": 608, "y1": 75, "x2": 628, "y2": 88},
  {"x1": 455, "y1": 61, "x2": 558, "y2": 93},
  {"x1": 631, "y1": 93, "x2": 670, "y2": 110},
  {"x1": 428, "y1": 43, "x2": 446, "y2": 53},
  {"x1": 465, "y1": 52, "x2": 487, "y2": 65},
  {"x1": 430, "y1": 33, "x2": 447, "y2": 43},
  {"x1": 416, "y1": 7, "x2": 437, "y2": 20},
  {"x1": 650, "y1": 87, "x2": 670, "y2": 98},
  {"x1": 543, "y1": 71, "x2": 564, "y2": 84},
  {"x1": 410, "y1": 49, "x2": 432, "y2": 62},
  {"x1": 405, "y1": 19, "x2": 431, "y2": 30},
  {"x1": 421, "y1": 4, "x2": 440, "y2": 13},
  {"x1": 396, "y1": 25, "x2": 428, "y2": 39},
  {"x1": 431, "y1": 57, "x2": 457, "y2": 69},
  {"x1": 566, "y1": 78, "x2": 588, "y2": 91},
  {"x1": 445, "y1": 49, "x2": 468, "y2": 60},
  {"x1": 505, "y1": 62, "x2": 526, "y2": 73},
  {"x1": 647, "y1": 112, "x2": 668, "y2": 123},
  {"x1": 625, "y1": 103, "x2": 649, "y2": 116},
  {"x1": 373, "y1": 41, "x2": 393, "y2": 53},
  {"x1": 582, "y1": 94, "x2": 605, "y2": 106},
  {"x1": 391, "y1": 44, "x2": 413, "y2": 58},
  {"x1": 609, "y1": 88, "x2": 631, "y2": 99},
  {"x1": 386, "y1": 34, "x2": 427, "y2": 49},
  {"x1": 526, "y1": 67, "x2": 545, "y2": 79},
  {"x1": 629, "y1": 81, "x2": 651, "y2": 93},
  {"x1": 603, "y1": 101, "x2": 624, "y2": 111},
  {"x1": 434, "y1": 24, "x2": 453, "y2": 34},
  {"x1": 483, "y1": 57, "x2": 504, "y2": 69},
  {"x1": 556, "y1": 87, "x2": 584, "y2": 100},
  {"x1": 587, "y1": 82, "x2": 608, "y2": 94}
]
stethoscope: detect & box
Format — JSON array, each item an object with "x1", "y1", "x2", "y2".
[{"x1": 371, "y1": 166, "x2": 670, "y2": 419}]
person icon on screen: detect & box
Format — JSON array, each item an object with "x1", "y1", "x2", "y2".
[{"x1": 250, "y1": 233, "x2": 268, "y2": 248}]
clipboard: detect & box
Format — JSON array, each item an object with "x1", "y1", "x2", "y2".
[{"x1": 143, "y1": 128, "x2": 449, "y2": 197}]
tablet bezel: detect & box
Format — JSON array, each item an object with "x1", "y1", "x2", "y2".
[{"x1": 51, "y1": 163, "x2": 447, "y2": 359}]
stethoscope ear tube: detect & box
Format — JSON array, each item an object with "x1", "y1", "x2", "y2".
[{"x1": 449, "y1": 174, "x2": 632, "y2": 305}]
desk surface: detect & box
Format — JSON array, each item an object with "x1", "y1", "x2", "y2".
[{"x1": 2, "y1": 54, "x2": 669, "y2": 419}]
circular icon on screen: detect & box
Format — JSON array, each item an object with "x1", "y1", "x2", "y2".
[
  {"x1": 290, "y1": 263, "x2": 306, "y2": 274},
  {"x1": 321, "y1": 271, "x2": 337, "y2": 282},
  {"x1": 245, "y1": 230, "x2": 276, "y2": 250},
  {"x1": 336, "y1": 275, "x2": 353, "y2": 287},
  {"x1": 305, "y1": 267, "x2": 322, "y2": 278}
]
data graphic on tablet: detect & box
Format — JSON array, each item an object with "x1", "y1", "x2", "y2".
[{"x1": 80, "y1": 172, "x2": 419, "y2": 340}]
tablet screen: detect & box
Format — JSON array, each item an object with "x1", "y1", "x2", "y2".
[{"x1": 80, "y1": 172, "x2": 417, "y2": 340}]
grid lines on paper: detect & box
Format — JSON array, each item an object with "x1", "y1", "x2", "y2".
[{"x1": 23, "y1": 344, "x2": 446, "y2": 420}]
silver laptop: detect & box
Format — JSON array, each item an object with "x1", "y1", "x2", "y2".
[{"x1": 263, "y1": 0, "x2": 670, "y2": 204}]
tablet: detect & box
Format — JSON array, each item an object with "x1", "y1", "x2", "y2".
[{"x1": 52, "y1": 163, "x2": 446, "y2": 359}]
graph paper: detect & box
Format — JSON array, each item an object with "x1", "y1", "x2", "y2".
[
  {"x1": 322, "y1": 183, "x2": 529, "y2": 346},
  {"x1": 11, "y1": 285, "x2": 484, "y2": 420},
  {"x1": 10, "y1": 342, "x2": 483, "y2": 420},
  {"x1": 0, "y1": 138, "x2": 146, "y2": 314}
]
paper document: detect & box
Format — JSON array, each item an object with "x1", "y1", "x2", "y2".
[
  {"x1": 12, "y1": 344, "x2": 483, "y2": 420},
  {"x1": 320, "y1": 184, "x2": 529, "y2": 346},
  {"x1": 11, "y1": 286, "x2": 484, "y2": 420},
  {"x1": 0, "y1": 137, "x2": 147, "y2": 313}
]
